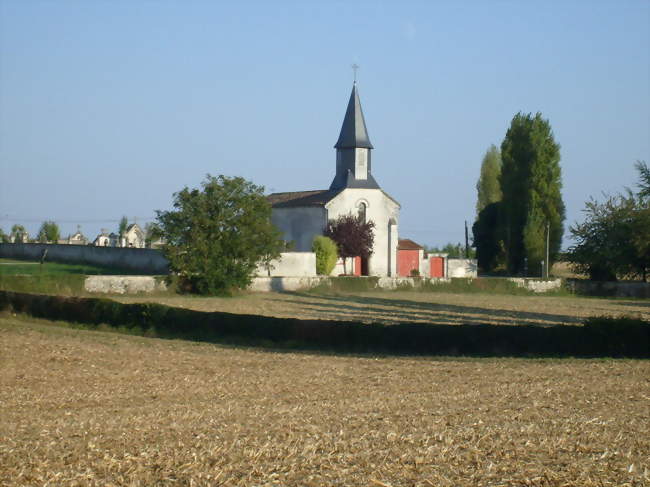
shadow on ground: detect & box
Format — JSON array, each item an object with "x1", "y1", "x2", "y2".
[
  {"x1": 2, "y1": 290, "x2": 648, "y2": 358},
  {"x1": 269, "y1": 292, "x2": 581, "y2": 327}
]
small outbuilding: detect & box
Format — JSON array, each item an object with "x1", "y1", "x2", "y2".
[{"x1": 397, "y1": 239, "x2": 424, "y2": 277}]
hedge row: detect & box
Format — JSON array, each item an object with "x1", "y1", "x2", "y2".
[{"x1": 1, "y1": 291, "x2": 648, "y2": 357}]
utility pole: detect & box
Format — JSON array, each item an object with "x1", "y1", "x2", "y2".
[
  {"x1": 464, "y1": 220, "x2": 469, "y2": 259},
  {"x1": 545, "y1": 221, "x2": 550, "y2": 279}
]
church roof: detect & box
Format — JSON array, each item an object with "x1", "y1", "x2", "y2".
[
  {"x1": 268, "y1": 187, "x2": 401, "y2": 209},
  {"x1": 330, "y1": 168, "x2": 380, "y2": 190},
  {"x1": 398, "y1": 238, "x2": 423, "y2": 250},
  {"x1": 334, "y1": 83, "x2": 374, "y2": 149},
  {"x1": 267, "y1": 189, "x2": 339, "y2": 208}
]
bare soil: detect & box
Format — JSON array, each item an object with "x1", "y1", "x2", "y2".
[
  {"x1": 1, "y1": 315, "x2": 648, "y2": 486},
  {"x1": 117, "y1": 291, "x2": 650, "y2": 327}
]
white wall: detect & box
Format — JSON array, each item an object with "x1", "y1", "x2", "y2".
[
  {"x1": 326, "y1": 188, "x2": 400, "y2": 277},
  {"x1": 330, "y1": 257, "x2": 357, "y2": 276},
  {"x1": 255, "y1": 252, "x2": 316, "y2": 277},
  {"x1": 421, "y1": 253, "x2": 448, "y2": 278},
  {"x1": 447, "y1": 259, "x2": 478, "y2": 278}
]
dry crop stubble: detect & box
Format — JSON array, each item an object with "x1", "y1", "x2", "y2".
[
  {"x1": 1, "y1": 314, "x2": 649, "y2": 486},
  {"x1": 116, "y1": 291, "x2": 650, "y2": 327}
]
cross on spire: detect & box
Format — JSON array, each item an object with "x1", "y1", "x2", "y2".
[{"x1": 351, "y1": 63, "x2": 359, "y2": 83}]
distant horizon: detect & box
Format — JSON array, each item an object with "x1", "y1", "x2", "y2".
[{"x1": 1, "y1": 1, "x2": 648, "y2": 249}]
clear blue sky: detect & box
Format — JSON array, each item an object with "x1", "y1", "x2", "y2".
[{"x1": 1, "y1": 0, "x2": 648, "y2": 248}]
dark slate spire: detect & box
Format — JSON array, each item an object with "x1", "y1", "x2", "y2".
[{"x1": 334, "y1": 83, "x2": 374, "y2": 149}]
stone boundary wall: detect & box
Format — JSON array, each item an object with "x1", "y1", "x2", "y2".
[
  {"x1": 0, "y1": 243, "x2": 169, "y2": 274},
  {"x1": 508, "y1": 278, "x2": 563, "y2": 293},
  {"x1": 74, "y1": 275, "x2": 650, "y2": 296},
  {"x1": 80, "y1": 276, "x2": 566, "y2": 295},
  {"x1": 376, "y1": 277, "x2": 451, "y2": 289},
  {"x1": 84, "y1": 276, "x2": 167, "y2": 295},
  {"x1": 249, "y1": 276, "x2": 326, "y2": 292},
  {"x1": 82, "y1": 275, "x2": 451, "y2": 294},
  {"x1": 248, "y1": 276, "x2": 452, "y2": 293}
]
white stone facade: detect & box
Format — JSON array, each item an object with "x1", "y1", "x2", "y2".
[
  {"x1": 325, "y1": 188, "x2": 399, "y2": 277},
  {"x1": 123, "y1": 224, "x2": 145, "y2": 248},
  {"x1": 255, "y1": 252, "x2": 317, "y2": 277}
]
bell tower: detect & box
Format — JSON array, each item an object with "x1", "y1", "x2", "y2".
[{"x1": 329, "y1": 82, "x2": 381, "y2": 190}]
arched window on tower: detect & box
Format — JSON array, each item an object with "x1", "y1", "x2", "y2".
[{"x1": 358, "y1": 202, "x2": 367, "y2": 223}]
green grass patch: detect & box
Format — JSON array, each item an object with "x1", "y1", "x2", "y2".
[
  {"x1": 0, "y1": 258, "x2": 142, "y2": 276},
  {"x1": 0, "y1": 258, "x2": 152, "y2": 295},
  {"x1": 0, "y1": 274, "x2": 87, "y2": 295}
]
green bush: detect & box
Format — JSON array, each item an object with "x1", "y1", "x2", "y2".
[
  {"x1": 312, "y1": 236, "x2": 338, "y2": 276},
  {"x1": 156, "y1": 175, "x2": 284, "y2": 295}
]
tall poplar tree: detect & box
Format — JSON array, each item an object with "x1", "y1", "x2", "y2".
[
  {"x1": 473, "y1": 145, "x2": 505, "y2": 272},
  {"x1": 500, "y1": 112, "x2": 565, "y2": 275},
  {"x1": 475, "y1": 144, "x2": 502, "y2": 215}
]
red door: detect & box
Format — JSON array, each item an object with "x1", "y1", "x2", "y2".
[
  {"x1": 353, "y1": 256, "x2": 362, "y2": 276},
  {"x1": 398, "y1": 249, "x2": 420, "y2": 277},
  {"x1": 430, "y1": 257, "x2": 444, "y2": 278}
]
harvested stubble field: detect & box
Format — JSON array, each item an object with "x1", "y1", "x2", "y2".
[
  {"x1": 1, "y1": 314, "x2": 649, "y2": 486},
  {"x1": 117, "y1": 291, "x2": 650, "y2": 327}
]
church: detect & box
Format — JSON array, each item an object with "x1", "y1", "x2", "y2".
[{"x1": 267, "y1": 83, "x2": 400, "y2": 276}]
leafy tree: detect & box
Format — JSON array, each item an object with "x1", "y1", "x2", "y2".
[
  {"x1": 37, "y1": 221, "x2": 61, "y2": 243},
  {"x1": 424, "y1": 242, "x2": 475, "y2": 259},
  {"x1": 155, "y1": 174, "x2": 284, "y2": 295},
  {"x1": 144, "y1": 222, "x2": 162, "y2": 248},
  {"x1": 568, "y1": 163, "x2": 650, "y2": 281},
  {"x1": 568, "y1": 195, "x2": 638, "y2": 280},
  {"x1": 324, "y1": 214, "x2": 375, "y2": 275},
  {"x1": 0, "y1": 227, "x2": 8, "y2": 243},
  {"x1": 472, "y1": 202, "x2": 505, "y2": 272},
  {"x1": 500, "y1": 112, "x2": 565, "y2": 274},
  {"x1": 312, "y1": 236, "x2": 338, "y2": 275},
  {"x1": 476, "y1": 144, "x2": 502, "y2": 215},
  {"x1": 118, "y1": 216, "x2": 129, "y2": 237},
  {"x1": 636, "y1": 160, "x2": 650, "y2": 201},
  {"x1": 10, "y1": 224, "x2": 28, "y2": 243},
  {"x1": 630, "y1": 206, "x2": 650, "y2": 281}
]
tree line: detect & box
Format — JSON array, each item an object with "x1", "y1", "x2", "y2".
[
  {"x1": 0, "y1": 217, "x2": 155, "y2": 246},
  {"x1": 0, "y1": 222, "x2": 61, "y2": 244}
]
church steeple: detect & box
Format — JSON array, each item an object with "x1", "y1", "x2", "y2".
[
  {"x1": 330, "y1": 83, "x2": 380, "y2": 190},
  {"x1": 334, "y1": 82, "x2": 374, "y2": 150}
]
